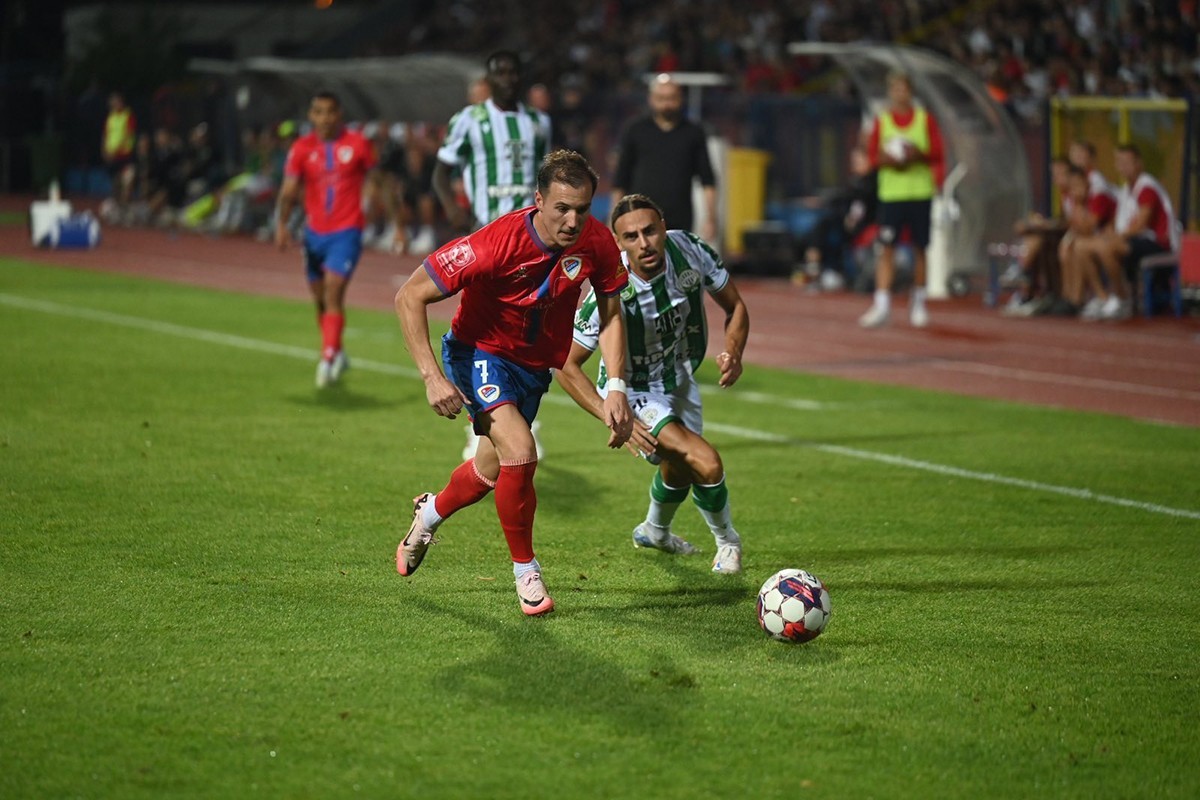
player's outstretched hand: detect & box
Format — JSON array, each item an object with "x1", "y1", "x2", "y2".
[
  {"x1": 716, "y1": 351, "x2": 743, "y2": 388},
  {"x1": 602, "y1": 391, "x2": 634, "y2": 449},
  {"x1": 426, "y1": 374, "x2": 470, "y2": 419},
  {"x1": 624, "y1": 419, "x2": 658, "y2": 458}
]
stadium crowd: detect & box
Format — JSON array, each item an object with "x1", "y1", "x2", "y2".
[
  {"x1": 378, "y1": 0, "x2": 1199, "y2": 109},
  {"x1": 91, "y1": 0, "x2": 1195, "y2": 261}
]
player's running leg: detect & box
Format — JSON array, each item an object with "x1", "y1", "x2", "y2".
[
  {"x1": 397, "y1": 455, "x2": 496, "y2": 576},
  {"x1": 483, "y1": 405, "x2": 553, "y2": 616}
]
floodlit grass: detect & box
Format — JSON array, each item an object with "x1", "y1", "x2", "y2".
[{"x1": 1, "y1": 258, "x2": 1198, "y2": 798}]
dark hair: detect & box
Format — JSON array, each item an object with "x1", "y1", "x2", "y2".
[
  {"x1": 536, "y1": 149, "x2": 598, "y2": 195},
  {"x1": 1117, "y1": 142, "x2": 1141, "y2": 159},
  {"x1": 312, "y1": 90, "x2": 341, "y2": 109},
  {"x1": 610, "y1": 193, "x2": 664, "y2": 230},
  {"x1": 486, "y1": 50, "x2": 521, "y2": 73},
  {"x1": 1071, "y1": 139, "x2": 1097, "y2": 157}
]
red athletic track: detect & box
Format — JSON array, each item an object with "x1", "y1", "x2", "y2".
[{"x1": 3, "y1": 211, "x2": 1199, "y2": 427}]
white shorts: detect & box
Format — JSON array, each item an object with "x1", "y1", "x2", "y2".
[{"x1": 603, "y1": 379, "x2": 703, "y2": 436}]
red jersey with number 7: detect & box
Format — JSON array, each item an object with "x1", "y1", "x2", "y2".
[
  {"x1": 284, "y1": 128, "x2": 376, "y2": 234},
  {"x1": 423, "y1": 207, "x2": 628, "y2": 371}
]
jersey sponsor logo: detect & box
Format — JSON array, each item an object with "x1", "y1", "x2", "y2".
[
  {"x1": 486, "y1": 184, "x2": 533, "y2": 198},
  {"x1": 477, "y1": 383, "x2": 501, "y2": 403},
  {"x1": 677, "y1": 269, "x2": 701, "y2": 290},
  {"x1": 337, "y1": 145, "x2": 355, "y2": 164},
  {"x1": 437, "y1": 241, "x2": 477, "y2": 275},
  {"x1": 561, "y1": 256, "x2": 583, "y2": 281}
]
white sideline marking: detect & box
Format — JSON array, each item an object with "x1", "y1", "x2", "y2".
[
  {"x1": 4, "y1": 292, "x2": 1198, "y2": 522},
  {"x1": 705, "y1": 422, "x2": 1200, "y2": 521}
]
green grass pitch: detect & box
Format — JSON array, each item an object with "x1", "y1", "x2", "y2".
[{"x1": 1, "y1": 257, "x2": 1198, "y2": 798}]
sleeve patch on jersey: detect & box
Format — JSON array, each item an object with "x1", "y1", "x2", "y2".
[{"x1": 436, "y1": 241, "x2": 477, "y2": 276}]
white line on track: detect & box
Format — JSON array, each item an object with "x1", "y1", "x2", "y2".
[{"x1": 4, "y1": 292, "x2": 1197, "y2": 521}]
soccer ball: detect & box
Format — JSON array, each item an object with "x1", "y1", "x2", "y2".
[
  {"x1": 757, "y1": 569, "x2": 831, "y2": 643},
  {"x1": 883, "y1": 136, "x2": 915, "y2": 164}
]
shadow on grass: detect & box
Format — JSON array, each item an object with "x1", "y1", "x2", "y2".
[{"x1": 405, "y1": 593, "x2": 698, "y2": 738}]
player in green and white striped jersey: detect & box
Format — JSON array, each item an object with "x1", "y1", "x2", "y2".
[
  {"x1": 432, "y1": 50, "x2": 551, "y2": 233},
  {"x1": 558, "y1": 194, "x2": 750, "y2": 574}
]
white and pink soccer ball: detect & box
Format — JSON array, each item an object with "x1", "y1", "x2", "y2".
[
  {"x1": 756, "y1": 569, "x2": 831, "y2": 643},
  {"x1": 883, "y1": 136, "x2": 917, "y2": 165}
]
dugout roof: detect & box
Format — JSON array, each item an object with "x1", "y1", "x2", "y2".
[{"x1": 190, "y1": 53, "x2": 484, "y2": 126}]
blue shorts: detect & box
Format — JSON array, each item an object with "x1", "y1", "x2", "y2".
[
  {"x1": 304, "y1": 227, "x2": 363, "y2": 281},
  {"x1": 442, "y1": 333, "x2": 551, "y2": 434}
]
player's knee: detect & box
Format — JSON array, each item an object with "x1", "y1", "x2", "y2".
[{"x1": 690, "y1": 446, "x2": 723, "y2": 484}]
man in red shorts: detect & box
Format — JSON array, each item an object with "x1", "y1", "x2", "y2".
[
  {"x1": 394, "y1": 150, "x2": 636, "y2": 616},
  {"x1": 275, "y1": 91, "x2": 376, "y2": 388}
]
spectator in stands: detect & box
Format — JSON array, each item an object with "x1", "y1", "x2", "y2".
[
  {"x1": 1003, "y1": 156, "x2": 1073, "y2": 316},
  {"x1": 611, "y1": 74, "x2": 718, "y2": 243},
  {"x1": 858, "y1": 71, "x2": 945, "y2": 329},
  {"x1": 1086, "y1": 143, "x2": 1179, "y2": 317},
  {"x1": 794, "y1": 145, "x2": 877, "y2": 285},
  {"x1": 364, "y1": 121, "x2": 410, "y2": 253},
  {"x1": 401, "y1": 123, "x2": 441, "y2": 255},
  {"x1": 1059, "y1": 164, "x2": 1122, "y2": 320},
  {"x1": 144, "y1": 127, "x2": 188, "y2": 227}
]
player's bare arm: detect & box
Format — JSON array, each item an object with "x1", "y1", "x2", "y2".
[
  {"x1": 595, "y1": 294, "x2": 634, "y2": 448},
  {"x1": 274, "y1": 175, "x2": 300, "y2": 250},
  {"x1": 556, "y1": 342, "x2": 656, "y2": 457},
  {"x1": 701, "y1": 185, "x2": 718, "y2": 242},
  {"x1": 395, "y1": 267, "x2": 470, "y2": 418},
  {"x1": 710, "y1": 281, "x2": 749, "y2": 388},
  {"x1": 431, "y1": 160, "x2": 472, "y2": 232}
]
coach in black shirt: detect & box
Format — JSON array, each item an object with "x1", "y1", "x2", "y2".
[{"x1": 611, "y1": 74, "x2": 718, "y2": 241}]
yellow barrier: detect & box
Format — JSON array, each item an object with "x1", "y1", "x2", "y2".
[{"x1": 724, "y1": 148, "x2": 772, "y2": 254}]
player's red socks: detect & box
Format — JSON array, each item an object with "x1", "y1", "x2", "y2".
[
  {"x1": 494, "y1": 458, "x2": 537, "y2": 563},
  {"x1": 433, "y1": 460, "x2": 495, "y2": 519},
  {"x1": 320, "y1": 312, "x2": 344, "y2": 361}
]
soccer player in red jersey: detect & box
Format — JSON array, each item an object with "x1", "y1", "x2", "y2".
[
  {"x1": 395, "y1": 150, "x2": 637, "y2": 615},
  {"x1": 275, "y1": 91, "x2": 377, "y2": 388}
]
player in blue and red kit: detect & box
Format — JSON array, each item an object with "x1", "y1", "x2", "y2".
[
  {"x1": 275, "y1": 91, "x2": 377, "y2": 387},
  {"x1": 395, "y1": 150, "x2": 637, "y2": 615}
]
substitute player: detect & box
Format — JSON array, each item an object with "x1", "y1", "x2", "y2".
[
  {"x1": 557, "y1": 194, "x2": 750, "y2": 574},
  {"x1": 395, "y1": 150, "x2": 634, "y2": 616},
  {"x1": 275, "y1": 91, "x2": 376, "y2": 388}
]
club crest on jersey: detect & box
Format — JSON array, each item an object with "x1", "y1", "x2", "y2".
[
  {"x1": 477, "y1": 384, "x2": 501, "y2": 403},
  {"x1": 561, "y1": 256, "x2": 583, "y2": 281},
  {"x1": 337, "y1": 145, "x2": 354, "y2": 164},
  {"x1": 677, "y1": 269, "x2": 701, "y2": 290},
  {"x1": 437, "y1": 241, "x2": 477, "y2": 275}
]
